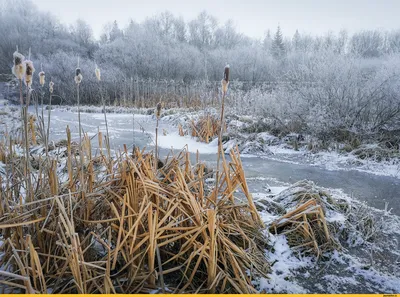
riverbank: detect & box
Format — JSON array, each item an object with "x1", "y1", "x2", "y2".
[
  {"x1": 2, "y1": 102, "x2": 399, "y2": 179},
  {"x1": 158, "y1": 107, "x2": 400, "y2": 179}
]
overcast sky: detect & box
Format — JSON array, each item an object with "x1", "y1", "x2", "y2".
[{"x1": 34, "y1": 0, "x2": 400, "y2": 39}]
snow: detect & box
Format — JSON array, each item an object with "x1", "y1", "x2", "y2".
[
  {"x1": 153, "y1": 131, "x2": 218, "y2": 154},
  {"x1": 257, "y1": 132, "x2": 280, "y2": 145},
  {"x1": 325, "y1": 211, "x2": 346, "y2": 223},
  {"x1": 268, "y1": 186, "x2": 287, "y2": 195},
  {"x1": 340, "y1": 253, "x2": 400, "y2": 293},
  {"x1": 222, "y1": 139, "x2": 237, "y2": 153},
  {"x1": 258, "y1": 234, "x2": 312, "y2": 293},
  {"x1": 90, "y1": 113, "x2": 150, "y2": 120}
]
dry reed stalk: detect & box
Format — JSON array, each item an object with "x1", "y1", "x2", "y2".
[
  {"x1": 154, "y1": 102, "x2": 162, "y2": 171},
  {"x1": 48, "y1": 160, "x2": 58, "y2": 196},
  {"x1": 75, "y1": 62, "x2": 85, "y2": 196},
  {"x1": 207, "y1": 209, "x2": 217, "y2": 293},
  {"x1": 32, "y1": 70, "x2": 44, "y2": 150},
  {"x1": 214, "y1": 65, "x2": 230, "y2": 204},
  {"x1": 66, "y1": 125, "x2": 74, "y2": 191},
  {"x1": 22, "y1": 52, "x2": 34, "y2": 204},
  {"x1": 96, "y1": 65, "x2": 112, "y2": 172},
  {"x1": 46, "y1": 81, "x2": 54, "y2": 158},
  {"x1": 11, "y1": 48, "x2": 30, "y2": 203},
  {"x1": 29, "y1": 115, "x2": 36, "y2": 145},
  {"x1": 178, "y1": 123, "x2": 185, "y2": 136},
  {"x1": 147, "y1": 203, "x2": 156, "y2": 287},
  {"x1": 22, "y1": 105, "x2": 32, "y2": 202}
]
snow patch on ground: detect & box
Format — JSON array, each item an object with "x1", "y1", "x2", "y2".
[
  {"x1": 152, "y1": 131, "x2": 218, "y2": 154},
  {"x1": 258, "y1": 235, "x2": 312, "y2": 293},
  {"x1": 90, "y1": 113, "x2": 150, "y2": 120}
]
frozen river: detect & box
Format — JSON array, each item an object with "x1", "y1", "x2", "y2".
[{"x1": 45, "y1": 108, "x2": 400, "y2": 215}]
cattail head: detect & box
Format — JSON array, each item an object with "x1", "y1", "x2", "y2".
[
  {"x1": 156, "y1": 102, "x2": 162, "y2": 119},
  {"x1": 75, "y1": 67, "x2": 83, "y2": 84},
  {"x1": 24, "y1": 60, "x2": 35, "y2": 88},
  {"x1": 49, "y1": 81, "x2": 54, "y2": 94},
  {"x1": 39, "y1": 71, "x2": 45, "y2": 86},
  {"x1": 12, "y1": 51, "x2": 26, "y2": 80},
  {"x1": 221, "y1": 64, "x2": 230, "y2": 94},
  {"x1": 224, "y1": 64, "x2": 230, "y2": 82},
  {"x1": 95, "y1": 65, "x2": 101, "y2": 81}
]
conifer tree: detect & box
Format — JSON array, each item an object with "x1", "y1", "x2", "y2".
[{"x1": 272, "y1": 25, "x2": 285, "y2": 58}]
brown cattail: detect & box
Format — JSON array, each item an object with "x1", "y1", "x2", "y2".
[
  {"x1": 39, "y1": 71, "x2": 45, "y2": 86},
  {"x1": 156, "y1": 102, "x2": 162, "y2": 119},
  {"x1": 221, "y1": 64, "x2": 230, "y2": 94},
  {"x1": 24, "y1": 60, "x2": 35, "y2": 88},
  {"x1": 12, "y1": 51, "x2": 25, "y2": 80},
  {"x1": 75, "y1": 67, "x2": 83, "y2": 84},
  {"x1": 95, "y1": 65, "x2": 101, "y2": 81},
  {"x1": 49, "y1": 81, "x2": 54, "y2": 94}
]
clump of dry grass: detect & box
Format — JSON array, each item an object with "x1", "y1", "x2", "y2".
[
  {"x1": 0, "y1": 59, "x2": 269, "y2": 294},
  {"x1": 269, "y1": 181, "x2": 340, "y2": 257},
  {"x1": 0, "y1": 124, "x2": 269, "y2": 293},
  {"x1": 177, "y1": 65, "x2": 230, "y2": 144},
  {"x1": 179, "y1": 115, "x2": 224, "y2": 144}
]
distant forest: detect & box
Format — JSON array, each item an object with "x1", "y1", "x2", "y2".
[{"x1": 1, "y1": 0, "x2": 400, "y2": 112}]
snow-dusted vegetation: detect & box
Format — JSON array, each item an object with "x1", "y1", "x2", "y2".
[
  {"x1": 0, "y1": 0, "x2": 400, "y2": 294},
  {"x1": 1, "y1": 0, "x2": 399, "y2": 162}
]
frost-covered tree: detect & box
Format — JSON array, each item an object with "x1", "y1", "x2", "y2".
[
  {"x1": 109, "y1": 21, "x2": 124, "y2": 42},
  {"x1": 188, "y1": 11, "x2": 217, "y2": 50},
  {"x1": 272, "y1": 25, "x2": 285, "y2": 58},
  {"x1": 350, "y1": 30, "x2": 383, "y2": 58},
  {"x1": 172, "y1": 16, "x2": 187, "y2": 42},
  {"x1": 214, "y1": 20, "x2": 244, "y2": 49},
  {"x1": 292, "y1": 29, "x2": 301, "y2": 51}
]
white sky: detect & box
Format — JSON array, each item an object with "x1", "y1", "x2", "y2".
[{"x1": 34, "y1": 0, "x2": 400, "y2": 39}]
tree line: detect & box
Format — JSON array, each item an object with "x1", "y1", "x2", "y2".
[
  {"x1": 0, "y1": 0, "x2": 399, "y2": 143},
  {"x1": 2, "y1": 0, "x2": 400, "y2": 81}
]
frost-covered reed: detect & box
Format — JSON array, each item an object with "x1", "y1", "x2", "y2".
[
  {"x1": 214, "y1": 64, "x2": 230, "y2": 203},
  {"x1": 75, "y1": 59, "x2": 85, "y2": 193}
]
